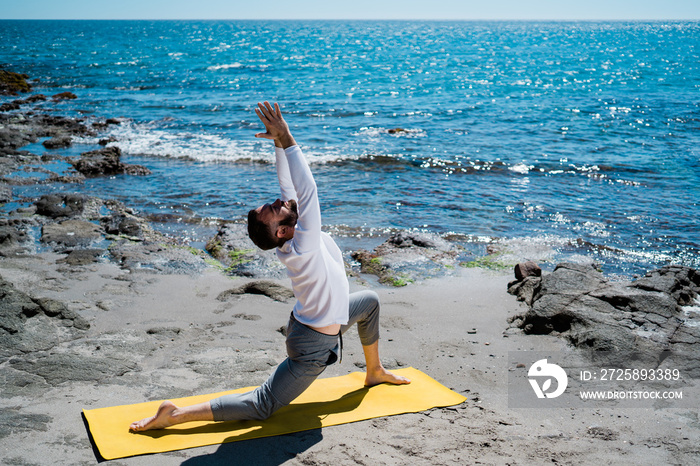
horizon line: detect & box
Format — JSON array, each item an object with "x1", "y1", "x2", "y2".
[{"x1": 1, "y1": 18, "x2": 699, "y2": 22}]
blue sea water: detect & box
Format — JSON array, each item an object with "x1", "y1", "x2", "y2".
[{"x1": 1, "y1": 20, "x2": 699, "y2": 276}]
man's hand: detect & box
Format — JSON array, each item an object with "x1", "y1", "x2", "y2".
[{"x1": 254, "y1": 101, "x2": 297, "y2": 149}]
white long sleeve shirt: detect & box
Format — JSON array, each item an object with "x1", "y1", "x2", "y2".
[{"x1": 275, "y1": 145, "x2": 349, "y2": 327}]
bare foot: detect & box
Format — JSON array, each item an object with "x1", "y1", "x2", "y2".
[
  {"x1": 365, "y1": 367, "x2": 411, "y2": 387},
  {"x1": 129, "y1": 400, "x2": 178, "y2": 432}
]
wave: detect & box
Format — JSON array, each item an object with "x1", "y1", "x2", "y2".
[{"x1": 76, "y1": 119, "x2": 649, "y2": 186}]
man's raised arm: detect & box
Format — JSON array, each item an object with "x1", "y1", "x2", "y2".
[{"x1": 255, "y1": 102, "x2": 322, "y2": 252}]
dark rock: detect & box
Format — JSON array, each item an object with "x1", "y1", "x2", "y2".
[
  {"x1": 352, "y1": 230, "x2": 459, "y2": 286},
  {"x1": 98, "y1": 136, "x2": 117, "y2": 146},
  {"x1": 40, "y1": 219, "x2": 103, "y2": 248},
  {"x1": 514, "y1": 261, "x2": 542, "y2": 281},
  {"x1": 70, "y1": 146, "x2": 151, "y2": 177},
  {"x1": 0, "y1": 102, "x2": 20, "y2": 112},
  {"x1": 92, "y1": 118, "x2": 121, "y2": 130},
  {"x1": 35, "y1": 193, "x2": 89, "y2": 218},
  {"x1": 0, "y1": 224, "x2": 28, "y2": 250},
  {"x1": 57, "y1": 248, "x2": 105, "y2": 266},
  {"x1": 508, "y1": 263, "x2": 700, "y2": 377},
  {"x1": 387, "y1": 128, "x2": 406, "y2": 134},
  {"x1": 23, "y1": 94, "x2": 47, "y2": 103},
  {"x1": 0, "y1": 278, "x2": 89, "y2": 361},
  {"x1": 0, "y1": 408, "x2": 52, "y2": 439},
  {"x1": 33, "y1": 297, "x2": 90, "y2": 330},
  {"x1": 42, "y1": 135, "x2": 72, "y2": 149},
  {"x1": 217, "y1": 281, "x2": 294, "y2": 303},
  {"x1": 101, "y1": 213, "x2": 143, "y2": 238},
  {"x1": 51, "y1": 91, "x2": 77, "y2": 101},
  {"x1": 146, "y1": 327, "x2": 182, "y2": 338},
  {"x1": 0, "y1": 183, "x2": 11, "y2": 203},
  {"x1": 0, "y1": 70, "x2": 32, "y2": 95},
  {"x1": 9, "y1": 352, "x2": 136, "y2": 386},
  {"x1": 206, "y1": 222, "x2": 285, "y2": 279},
  {"x1": 109, "y1": 240, "x2": 208, "y2": 275}
]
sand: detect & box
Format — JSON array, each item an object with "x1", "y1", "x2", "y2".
[{"x1": 1, "y1": 252, "x2": 698, "y2": 465}]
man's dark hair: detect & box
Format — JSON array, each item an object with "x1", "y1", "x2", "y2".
[{"x1": 247, "y1": 209, "x2": 281, "y2": 250}]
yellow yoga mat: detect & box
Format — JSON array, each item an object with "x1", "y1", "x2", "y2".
[{"x1": 83, "y1": 367, "x2": 466, "y2": 460}]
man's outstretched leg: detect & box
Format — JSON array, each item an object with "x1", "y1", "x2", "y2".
[{"x1": 342, "y1": 290, "x2": 411, "y2": 387}]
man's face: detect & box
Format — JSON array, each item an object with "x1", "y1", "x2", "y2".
[{"x1": 256, "y1": 198, "x2": 297, "y2": 227}]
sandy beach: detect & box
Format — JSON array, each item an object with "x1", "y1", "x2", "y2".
[{"x1": 1, "y1": 248, "x2": 699, "y2": 465}]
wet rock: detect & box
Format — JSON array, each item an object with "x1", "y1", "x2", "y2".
[
  {"x1": 217, "y1": 280, "x2": 294, "y2": 303},
  {"x1": 0, "y1": 70, "x2": 32, "y2": 95},
  {"x1": 0, "y1": 278, "x2": 89, "y2": 361},
  {"x1": 101, "y1": 213, "x2": 143, "y2": 238},
  {"x1": 0, "y1": 183, "x2": 12, "y2": 202},
  {"x1": 23, "y1": 94, "x2": 47, "y2": 104},
  {"x1": 0, "y1": 408, "x2": 52, "y2": 439},
  {"x1": 42, "y1": 134, "x2": 72, "y2": 149},
  {"x1": 41, "y1": 219, "x2": 103, "y2": 248},
  {"x1": 9, "y1": 352, "x2": 136, "y2": 386},
  {"x1": 98, "y1": 136, "x2": 117, "y2": 146},
  {"x1": 0, "y1": 224, "x2": 28, "y2": 250},
  {"x1": 109, "y1": 240, "x2": 208, "y2": 275},
  {"x1": 508, "y1": 263, "x2": 700, "y2": 376},
  {"x1": 57, "y1": 248, "x2": 105, "y2": 266},
  {"x1": 51, "y1": 91, "x2": 77, "y2": 101},
  {"x1": 352, "y1": 231, "x2": 459, "y2": 286},
  {"x1": 70, "y1": 146, "x2": 151, "y2": 177},
  {"x1": 387, "y1": 128, "x2": 406, "y2": 134},
  {"x1": 92, "y1": 118, "x2": 121, "y2": 130},
  {"x1": 35, "y1": 193, "x2": 91, "y2": 219},
  {"x1": 206, "y1": 222, "x2": 285, "y2": 279},
  {"x1": 514, "y1": 261, "x2": 542, "y2": 281},
  {"x1": 0, "y1": 101, "x2": 21, "y2": 112}
]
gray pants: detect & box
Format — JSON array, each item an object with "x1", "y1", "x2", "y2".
[{"x1": 210, "y1": 290, "x2": 381, "y2": 421}]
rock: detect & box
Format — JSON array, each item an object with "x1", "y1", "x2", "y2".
[
  {"x1": 42, "y1": 135, "x2": 72, "y2": 149},
  {"x1": 514, "y1": 261, "x2": 541, "y2": 281},
  {"x1": 9, "y1": 352, "x2": 136, "y2": 386},
  {"x1": 92, "y1": 118, "x2": 121, "y2": 130},
  {"x1": 109, "y1": 240, "x2": 208, "y2": 275},
  {"x1": 41, "y1": 219, "x2": 103, "y2": 248},
  {"x1": 387, "y1": 128, "x2": 406, "y2": 134},
  {"x1": 0, "y1": 183, "x2": 11, "y2": 203},
  {"x1": 34, "y1": 194, "x2": 97, "y2": 219},
  {"x1": 57, "y1": 248, "x2": 105, "y2": 266},
  {"x1": 33, "y1": 297, "x2": 90, "y2": 330},
  {"x1": 217, "y1": 281, "x2": 295, "y2": 303},
  {"x1": 0, "y1": 70, "x2": 31, "y2": 95},
  {"x1": 23, "y1": 94, "x2": 47, "y2": 103},
  {"x1": 146, "y1": 327, "x2": 182, "y2": 338},
  {"x1": 51, "y1": 91, "x2": 77, "y2": 101},
  {"x1": 70, "y1": 146, "x2": 151, "y2": 177},
  {"x1": 508, "y1": 263, "x2": 700, "y2": 377},
  {"x1": 98, "y1": 136, "x2": 117, "y2": 146},
  {"x1": 101, "y1": 213, "x2": 143, "y2": 238},
  {"x1": 0, "y1": 408, "x2": 51, "y2": 439},
  {"x1": 0, "y1": 101, "x2": 21, "y2": 112},
  {"x1": 0, "y1": 224, "x2": 28, "y2": 250},
  {"x1": 0, "y1": 278, "x2": 89, "y2": 361},
  {"x1": 206, "y1": 222, "x2": 286, "y2": 279},
  {"x1": 352, "y1": 230, "x2": 459, "y2": 286}
]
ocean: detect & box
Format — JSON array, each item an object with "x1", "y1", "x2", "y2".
[{"x1": 1, "y1": 20, "x2": 699, "y2": 276}]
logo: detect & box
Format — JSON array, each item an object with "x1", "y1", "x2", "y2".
[{"x1": 528, "y1": 359, "x2": 568, "y2": 399}]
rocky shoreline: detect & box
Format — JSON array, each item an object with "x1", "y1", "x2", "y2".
[{"x1": 2, "y1": 70, "x2": 700, "y2": 464}]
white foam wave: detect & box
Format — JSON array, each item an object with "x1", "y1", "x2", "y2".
[
  {"x1": 96, "y1": 120, "x2": 354, "y2": 165},
  {"x1": 207, "y1": 63, "x2": 244, "y2": 71}
]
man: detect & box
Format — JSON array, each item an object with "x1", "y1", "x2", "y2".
[{"x1": 130, "y1": 102, "x2": 408, "y2": 432}]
